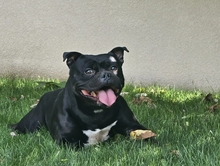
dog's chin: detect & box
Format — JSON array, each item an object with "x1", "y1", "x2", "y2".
[{"x1": 77, "y1": 86, "x2": 120, "y2": 107}]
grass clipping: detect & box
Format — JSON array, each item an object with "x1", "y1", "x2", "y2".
[{"x1": 130, "y1": 130, "x2": 156, "y2": 140}]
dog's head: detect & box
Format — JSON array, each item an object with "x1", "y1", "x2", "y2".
[{"x1": 63, "y1": 47, "x2": 129, "y2": 107}]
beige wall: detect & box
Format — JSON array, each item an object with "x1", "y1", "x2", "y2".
[{"x1": 0, "y1": 1, "x2": 220, "y2": 91}]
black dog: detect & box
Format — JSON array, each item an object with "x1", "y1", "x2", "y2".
[{"x1": 11, "y1": 47, "x2": 155, "y2": 148}]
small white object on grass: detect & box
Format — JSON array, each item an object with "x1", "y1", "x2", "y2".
[{"x1": 10, "y1": 132, "x2": 17, "y2": 137}]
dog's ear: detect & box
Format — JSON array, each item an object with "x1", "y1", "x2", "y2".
[
  {"x1": 109, "y1": 47, "x2": 129, "y2": 64},
  {"x1": 63, "y1": 52, "x2": 82, "y2": 67}
]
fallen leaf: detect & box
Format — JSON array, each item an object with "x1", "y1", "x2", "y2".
[
  {"x1": 130, "y1": 130, "x2": 156, "y2": 140},
  {"x1": 170, "y1": 150, "x2": 180, "y2": 156},
  {"x1": 132, "y1": 96, "x2": 157, "y2": 108},
  {"x1": 10, "y1": 97, "x2": 17, "y2": 101},
  {"x1": 209, "y1": 103, "x2": 220, "y2": 112},
  {"x1": 132, "y1": 96, "x2": 152, "y2": 104},
  {"x1": 202, "y1": 93, "x2": 213, "y2": 102},
  {"x1": 37, "y1": 81, "x2": 61, "y2": 89}
]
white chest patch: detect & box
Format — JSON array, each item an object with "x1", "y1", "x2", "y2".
[{"x1": 83, "y1": 121, "x2": 117, "y2": 146}]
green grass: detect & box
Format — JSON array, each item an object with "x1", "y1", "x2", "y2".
[{"x1": 1, "y1": 77, "x2": 220, "y2": 166}]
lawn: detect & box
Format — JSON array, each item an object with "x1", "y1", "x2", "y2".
[{"x1": 0, "y1": 77, "x2": 220, "y2": 166}]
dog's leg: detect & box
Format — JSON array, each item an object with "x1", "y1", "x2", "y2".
[
  {"x1": 10, "y1": 89, "x2": 62, "y2": 134},
  {"x1": 50, "y1": 126, "x2": 88, "y2": 149},
  {"x1": 10, "y1": 104, "x2": 45, "y2": 133},
  {"x1": 114, "y1": 96, "x2": 156, "y2": 140}
]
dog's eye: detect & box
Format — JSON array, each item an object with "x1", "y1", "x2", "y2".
[
  {"x1": 110, "y1": 66, "x2": 118, "y2": 71},
  {"x1": 85, "y1": 69, "x2": 95, "y2": 75}
]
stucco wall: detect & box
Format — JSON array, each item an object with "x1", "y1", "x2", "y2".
[{"x1": 0, "y1": 1, "x2": 220, "y2": 91}]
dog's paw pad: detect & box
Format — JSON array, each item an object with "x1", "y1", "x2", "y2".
[{"x1": 130, "y1": 130, "x2": 156, "y2": 140}]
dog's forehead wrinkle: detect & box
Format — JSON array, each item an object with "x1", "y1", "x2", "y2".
[
  {"x1": 80, "y1": 55, "x2": 116, "y2": 70},
  {"x1": 76, "y1": 57, "x2": 98, "y2": 70}
]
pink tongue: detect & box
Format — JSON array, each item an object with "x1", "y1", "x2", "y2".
[{"x1": 98, "y1": 89, "x2": 116, "y2": 106}]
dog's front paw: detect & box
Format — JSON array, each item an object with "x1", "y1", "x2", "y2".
[{"x1": 130, "y1": 130, "x2": 156, "y2": 140}]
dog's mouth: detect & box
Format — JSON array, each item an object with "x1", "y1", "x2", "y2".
[{"x1": 80, "y1": 87, "x2": 120, "y2": 107}]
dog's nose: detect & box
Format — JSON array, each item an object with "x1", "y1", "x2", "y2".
[{"x1": 101, "y1": 72, "x2": 111, "y2": 82}]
